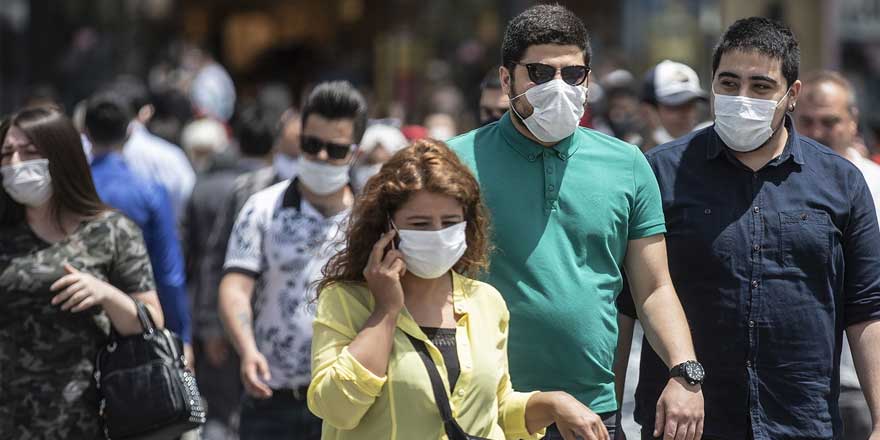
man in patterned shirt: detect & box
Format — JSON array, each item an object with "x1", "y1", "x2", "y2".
[{"x1": 218, "y1": 81, "x2": 367, "y2": 439}]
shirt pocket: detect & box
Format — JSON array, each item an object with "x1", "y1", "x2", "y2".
[
  {"x1": 779, "y1": 210, "x2": 831, "y2": 274},
  {"x1": 665, "y1": 206, "x2": 733, "y2": 280}
]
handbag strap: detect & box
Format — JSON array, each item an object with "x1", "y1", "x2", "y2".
[
  {"x1": 405, "y1": 333, "x2": 469, "y2": 439},
  {"x1": 132, "y1": 299, "x2": 184, "y2": 364},
  {"x1": 133, "y1": 299, "x2": 157, "y2": 336}
]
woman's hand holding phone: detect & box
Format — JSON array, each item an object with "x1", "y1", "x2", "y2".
[{"x1": 364, "y1": 230, "x2": 407, "y2": 314}]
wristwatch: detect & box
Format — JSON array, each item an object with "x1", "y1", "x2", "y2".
[{"x1": 670, "y1": 360, "x2": 705, "y2": 386}]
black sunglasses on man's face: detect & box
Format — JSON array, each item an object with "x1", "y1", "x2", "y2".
[
  {"x1": 515, "y1": 62, "x2": 590, "y2": 86},
  {"x1": 300, "y1": 135, "x2": 352, "y2": 160}
]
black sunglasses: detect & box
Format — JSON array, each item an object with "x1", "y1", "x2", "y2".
[
  {"x1": 300, "y1": 135, "x2": 353, "y2": 160},
  {"x1": 515, "y1": 62, "x2": 590, "y2": 86}
]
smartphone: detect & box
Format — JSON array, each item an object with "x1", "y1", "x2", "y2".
[{"x1": 386, "y1": 216, "x2": 399, "y2": 252}]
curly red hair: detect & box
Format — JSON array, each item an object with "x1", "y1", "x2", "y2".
[{"x1": 317, "y1": 138, "x2": 491, "y2": 294}]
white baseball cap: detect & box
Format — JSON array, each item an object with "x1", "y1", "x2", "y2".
[{"x1": 642, "y1": 60, "x2": 707, "y2": 106}]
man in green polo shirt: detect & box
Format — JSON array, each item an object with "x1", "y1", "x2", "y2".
[{"x1": 449, "y1": 5, "x2": 704, "y2": 440}]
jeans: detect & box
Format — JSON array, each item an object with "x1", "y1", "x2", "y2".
[
  {"x1": 194, "y1": 339, "x2": 241, "y2": 431},
  {"x1": 545, "y1": 411, "x2": 625, "y2": 440},
  {"x1": 238, "y1": 391, "x2": 322, "y2": 440},
  {"x1": 640, "y1": 425, "x2": 751, "y2": 440},
  {"x1": 840, "y1": 387, "x2": 872, "y2": 440}
]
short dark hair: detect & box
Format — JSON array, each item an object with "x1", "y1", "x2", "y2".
[
  {"x1": 109, "y1": 75, "x2": 151, "y2": 117},
  {"x1": 301, "y1": 81, "x2": 368, "y2": 145},
  {"x1": 712, "y1": 17, "x2": 800, "y2": 87},
  {"x1": 234, "y1": 104, "x2": 276, "y2": 157},
  {"x1": 480, "y1": 66, "x2": 502, "y2": 90},
  {"x1": 1, "y1": 107, "x2": 106, "y2": 228},
  {"x1": 84, "y1": 93, "x2": 131, "y2": 146},
  {"x1": 501, "y1": 5, "x2": 591, "y2": 72}
]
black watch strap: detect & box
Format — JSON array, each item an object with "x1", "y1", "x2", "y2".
[{"x1": 670, "y1": 360, "x2": 705, "y2": 385}]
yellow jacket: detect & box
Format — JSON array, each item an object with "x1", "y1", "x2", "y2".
[{"x1": 307, "y1": 271, "x2": 543, "y2": 440}]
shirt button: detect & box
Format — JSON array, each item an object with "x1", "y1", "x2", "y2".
[
  {"x1": 703, "y1": 208, "x2": 712, "y2": 215},
  {"x1": 548, "y1": 185, "x2": 555, "y2": 191},
  {"x1": 748, "y1": 320, "x2": 756, "y2": 328},
  {"x1": 753, "y1": 244, "x2": 760, "y2": 252},
  {"x1": 751, "y1": 280, "x2": 759, "y2": 288},
  {"x1": 528, "y1": 154, "x2": 536, "y2": 161},
  {"x1": 753, "y1": 206, "x2": 760, "y2": 213},
  {"x1": 746, "y1": 360, "x2": 752, "y2": 368},
  {"x1": 458, "y1": 389, "x2": 465, "y2": 397}
]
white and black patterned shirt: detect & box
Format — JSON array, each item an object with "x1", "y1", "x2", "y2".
[{"x1": 223, "y1": 179, "x2": 348, "y2": 389}]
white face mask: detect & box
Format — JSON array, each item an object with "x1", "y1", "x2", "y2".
[
  {"x1": 713, "y1": 89, "x2": 789, "y2": 153},
  {"x1": 510, "y1": 79, "x2": 587, "y2": 143},
  {"x1": 1, "y1": 158, "x2": 53, "y2": 207},
  {"x1": 652, "y1": 126, "x2": 675, "y2": 145},
  {"x1": 395, "y1": 221, "x2": 468, "y2": 279},
  {"x1": 351, "y1": 163, "x2": 382, "y2": 194},
  {"x1": 273, "y1": 153, "x2": 299, "y2": 180},
  {"x1": 297, "y1": 156, "x2": 350, "y2": 195}
]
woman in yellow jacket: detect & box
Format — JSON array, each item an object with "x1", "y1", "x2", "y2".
[{"x1": 308, "y1": 139, "x2": 612, "y2": 440}]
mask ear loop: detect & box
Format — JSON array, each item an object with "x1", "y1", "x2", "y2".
[
  {"x1": 767, "y1": 87, "x2": 794, "y2": 144},
  {"x1": 508, "y1": 86, "x2": 530, "y2": 123}
]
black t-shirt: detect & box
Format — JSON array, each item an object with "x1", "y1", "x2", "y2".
[{"x1": 420, "y1": 327, "x2": 460, "y2": 390}]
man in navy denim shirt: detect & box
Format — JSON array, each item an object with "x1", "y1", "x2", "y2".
[{"x1": 617, "y1": 17, "x2": 880, "y2": 439}]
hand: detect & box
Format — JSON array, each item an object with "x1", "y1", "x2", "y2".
[
  {"x1": 183, "y1": 343, "x2": 195, "y2": 371},
  {"x1": 203, "y1": 336, "x2": 231, "y2": 367},
  {"x1": 549, "y1": 392, "x2": 610, "y2": 440},
  {"x1": 50, "y1": 263, "x2": 118, "y2": 312},
  {"x1": 363, "y1": 230, "x2": 406, "y2": 313},
  {"x1": 240, "y1": 350, "x2": 273, "y2": 399},
  {"x1": 869, "y1": 428, "x2": 880, "y2": 440},
  {"x1": 654, "y1": 377, "x2": 704, "y2": 440}
]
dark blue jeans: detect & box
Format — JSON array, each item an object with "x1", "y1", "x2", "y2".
[
  {"x1": 238, "y1": 391, "x2": 322, "y2": 440},
  {"x1": 640, "y1": 424, "x2": 750, "y2": 440},
  {"x1": 545, "y1": 411, "x2": 625, "y2": 440}
]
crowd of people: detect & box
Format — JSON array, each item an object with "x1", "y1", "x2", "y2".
[{"x1": 1, "y1": 4, "x2": 879, "y2": 440}]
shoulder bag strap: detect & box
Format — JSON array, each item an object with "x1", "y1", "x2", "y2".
[{"x1": 405, "y1": 333, "x2": 469, "y2": 440}]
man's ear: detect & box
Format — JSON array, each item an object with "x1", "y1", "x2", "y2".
[
  {"x1": 500, "y1": 65, "x2": 512, "y2": 96},
  {"x1": 788, "y1": 80, "x2": 802, "y2": 112}
]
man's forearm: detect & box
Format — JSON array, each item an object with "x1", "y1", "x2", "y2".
[
  {"x1": 218, "y1": 287, "x2": 258, "y2": 356},
  {"x1": 848, "y1": 319, "x2": 880, "y2": 429},
  {"x1": 637, "y1": 284, "x2": 696, "y2": 368}
]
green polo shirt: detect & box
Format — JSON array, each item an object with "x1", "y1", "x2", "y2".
[{"x1": 448, "y1": 113, "x2": 665, "y2": 412}]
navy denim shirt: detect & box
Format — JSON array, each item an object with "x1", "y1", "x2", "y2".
[{"x1": 618, "y1": 116, "x2": 880, "y2": 439}]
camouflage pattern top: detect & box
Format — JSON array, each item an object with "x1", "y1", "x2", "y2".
[{"x1": 0, "y1": 211, "x2": 155, "y2": 439}]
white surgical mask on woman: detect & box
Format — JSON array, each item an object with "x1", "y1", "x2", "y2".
[
  {"x1": 395, "y1": 221, "x2": 467, "y2": 279},
  {"x1": 297, "y1": 156, "x2": 350, "y2": 195},
  {"x1": 510, "y1": 79, "x2": 587, "y2": 143},
  {"x1": 1, "y1": 158, "x2": 53, "y2": 206},
  {"x1": 713, "y1": 89, "x2": 789, "y2": 153}
]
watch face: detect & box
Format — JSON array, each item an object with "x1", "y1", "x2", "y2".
[{"x1": 685, "y1": 362, "x2": 705, "y2": 382}]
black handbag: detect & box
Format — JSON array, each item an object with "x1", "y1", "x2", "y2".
[
  {"x1": 94, "y1": 300, "x2": 206, "y2": 439},
  {"x1": 406, "y1": 334, "x2": 491, "y2": 440}
]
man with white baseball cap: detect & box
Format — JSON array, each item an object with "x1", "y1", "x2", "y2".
[
  {"x1": 639, "y1": 60, "x2": 708, "y2": 151},
  {"x1": 350, "y1": 123, "x2": 408, "y2": 193}
]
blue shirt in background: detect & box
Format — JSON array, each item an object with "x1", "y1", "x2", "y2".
[{"x1": 90, "y1": 152, "x2": 192, "y2": 342}]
